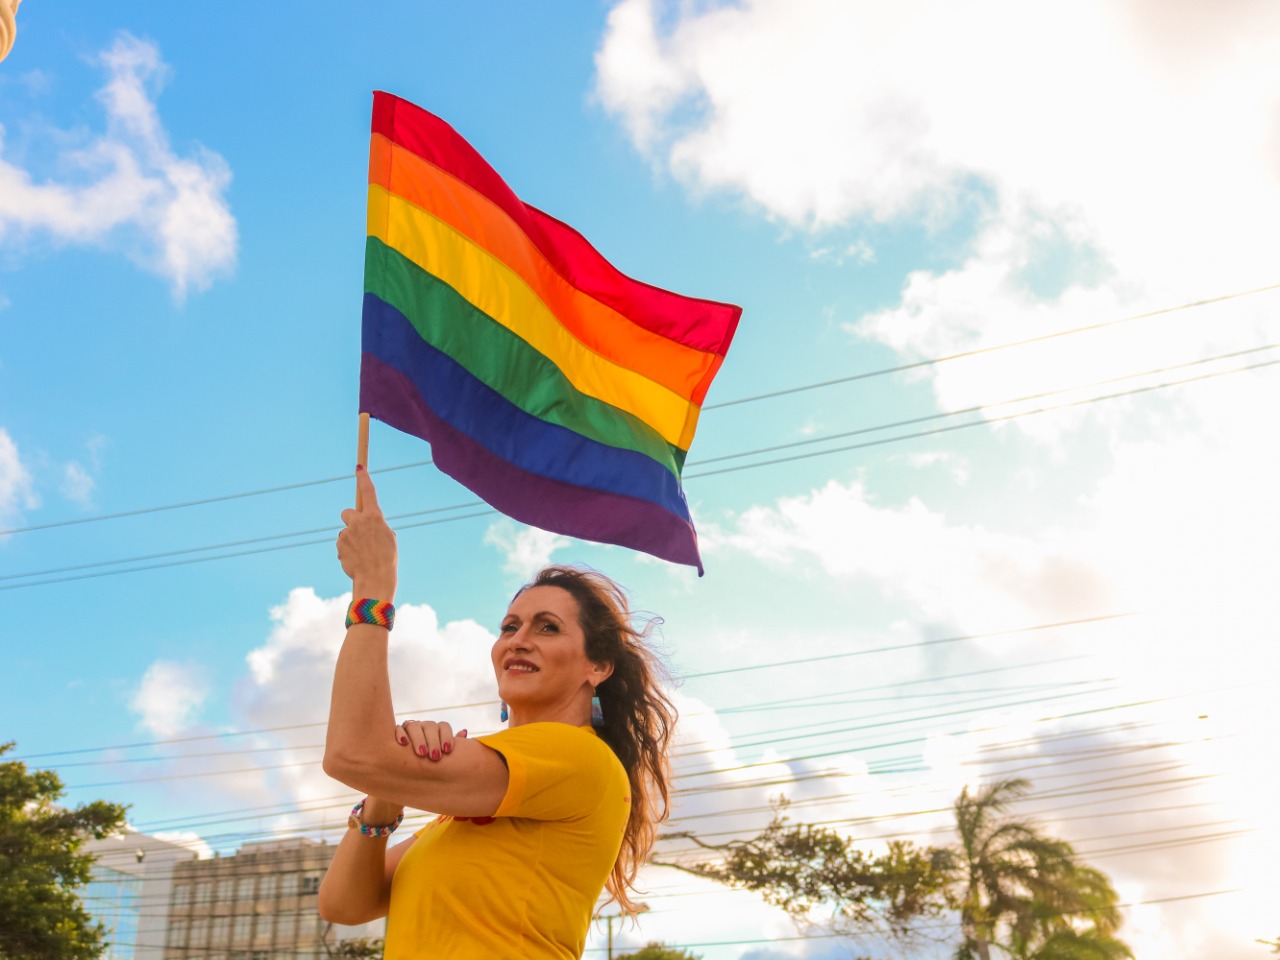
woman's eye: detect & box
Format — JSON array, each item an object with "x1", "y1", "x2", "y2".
[
  {"x1": 500, "y1": 623, "x2": 517, "y2": 633},
  {"x1": 539, "y1": 622, "x2": 559, "y2": 633}
]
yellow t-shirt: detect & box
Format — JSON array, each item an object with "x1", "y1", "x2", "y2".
[{"x1": 383, "y1": 722, "x2": 630, "y2": 959}]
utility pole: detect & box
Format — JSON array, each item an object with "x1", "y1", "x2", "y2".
[{"x1": 595, "y1": 903, "x2": 649, "y2": 959}]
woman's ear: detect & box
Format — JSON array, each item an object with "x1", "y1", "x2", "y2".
[{"x1": 591, "y1": 660, "x2": 615, "y2": 685}]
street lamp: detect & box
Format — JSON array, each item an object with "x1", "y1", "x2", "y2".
[{"x1": 596, "y1": 902, "x2": 650, "y2": 959}]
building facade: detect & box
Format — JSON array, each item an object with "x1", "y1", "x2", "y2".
[
  {"x1": 84, "y1": 831, "x2": 201, "y2": 960},
  {"x1": 163, "y1": 837, "x2": 383, "y2": 960}
]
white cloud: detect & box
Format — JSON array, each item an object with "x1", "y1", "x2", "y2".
[
  {"x1": 594, "y1": 0, "x2": 1280, "y2": 448},
  {"x1": 704, "y1": 443, "x2": 1280, "y2": 957},
  {"x1": 130, "y1": 660, "x2": 210, "y2": 736},
  {"x1": 596, "y1": 0, "x2": 1280, "y2": 251},
  {"x1": 0, "y1": 33, "x2": 236, "y2": 299},
  {"x1": 711, "y1": 477, "x2": 1112, "y2": 629},
  {"x1": 483, "y1": 520, "x2": 571, "y2": 579},
  {"x1": 809, "y1": 239, "x2": 875, "y2": 266},
  {"x1": 61, "y1": 461, "x2": 94, "y2": 505},
  {"x1": 230, "y1": 587, "x2": 500, "y2": 829},
  {"x1": 148, "y1": 830, "x2": 214, "y2": 860},
  {"x1": 0, "y1": 427, "x2": 38, "y2": 523}
]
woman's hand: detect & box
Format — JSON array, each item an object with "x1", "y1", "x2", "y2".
[
  {"x1": 397, "y1": 720, "x2": 468, "y2": 762},
  {"x1": 338, "y1": 466, "x2": 398, "y2": 601}
]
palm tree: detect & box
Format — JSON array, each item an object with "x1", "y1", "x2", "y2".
[{"x1": 950, "y1": 778, "x2": 1131, "y2": 960}]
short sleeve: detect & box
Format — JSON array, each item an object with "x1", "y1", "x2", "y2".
[{"x1": 476, "y1": 723, "x2": 623, "y2": 822}]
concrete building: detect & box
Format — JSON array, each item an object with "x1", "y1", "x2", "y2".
[
  {"x1": 84, "y1": 831, "x2": 201, "y2": 960},
  {"x1": 163, "y1": 837, "x2": 383, "y2": 960}
]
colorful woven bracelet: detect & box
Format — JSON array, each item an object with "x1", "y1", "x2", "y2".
[
  {"x1": 346, "y1": 598, "x2": 395, "y2": 630},
  {"x1": 347, "y1": 800, "x2": 404, "y2": 839}
]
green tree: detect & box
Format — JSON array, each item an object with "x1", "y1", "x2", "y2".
[
  {"x1": 0, "y1": 741, "x2": 128, "y2": 960},
  {"x1": 615, "y1": 943, "x2": 701, "y2": 960},
  {"x1": 953, "y1": 779, "x2": 1130, "y2": 960},
  {"x1": 328, "y1": 937, "x2": 385, "y2": 959},
  {"x1": 661, "y1": 781, "x2": 1131, "y2": 960},
  {"x1": 656, "y1": 799, "x2": 952, "y2": 946}
]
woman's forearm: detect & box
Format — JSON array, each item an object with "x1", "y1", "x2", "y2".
[
  {"x1": 327, "y1": 465, "x2": 400, "y2": 776},
  {"x1": 318, "y1": 796, "x2": 406, "y2": 924},
  {"x1": 324, "y1": 622, "x2": 396, "y2": 775}
]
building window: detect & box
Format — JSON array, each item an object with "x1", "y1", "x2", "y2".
[
  {"x1": 236, "y1": 875, "x2": 255, "y2": 901},
  {"x1": 300, "y1": 873, "x2": 321, "y2": 895},
  {"x1": 258, "y1": 872, "x2": 279, "y2": 899},
  {"x1": 211, "y1": 915, "x2": 231, "y2": 945},
  {"x1": 232, "y1": 914, "x2": 252, "y2": 944},
  {"x1": 215, "y1": 876, "x2": 234, "y2": 903},
  {"x1": 173, "y1": 883, "x2": 192, "y2": 907},
  {"x1": 167, "y1": 919, "x2": 188, "y2": 947},
  {"x1": 190, "y1": 917, "x2": 209, "y2": 945},
  {"x1": 252, "y1": 914, "x2": 272, "y2": 941},
  {"x1": 277, "y1": 909, "x2": 298, "y2": 942},
  {"x1": 195, "y1": 880, "x2": 212, "y2": 905}
]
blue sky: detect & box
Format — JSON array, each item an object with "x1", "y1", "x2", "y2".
[{"x1": 4, "y1": 2, "x2": 1280, "y2": 957}]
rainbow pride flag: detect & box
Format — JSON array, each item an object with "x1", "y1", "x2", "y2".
[{"x1": 360, "y1": 92, "x2": 742, "y2": 573}]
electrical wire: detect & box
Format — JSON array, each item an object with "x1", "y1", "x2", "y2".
[
  {"x1": 5, "y1": 341, "x2": 1277, "y2": 591},
  {"x1": 9, "y1": 277, "x2": 1276, "y2": 540},
  {"x1": 10, "y1": 615, "x2": 1125, "y2": 762}
]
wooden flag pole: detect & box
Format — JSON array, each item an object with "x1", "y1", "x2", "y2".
[{"x1": 356, "y1": 412, "x2": 370, "y2": 509}]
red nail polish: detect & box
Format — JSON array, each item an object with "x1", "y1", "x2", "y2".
[
  {"x1": 442, "y1": 742, "x2": 451, "y2": 754},
  {"x1": 431, "y1": 749, "x2": 440, "y2": 761},
  {"x1": 458, "y1": 729, "x2": 468, "y2": 738},
  {"x1": 399, "y1": 737, "x2": 408, "y2": 745},
  {"x1": 417, "y1": 746, "x2": 426, "y2": 757}
]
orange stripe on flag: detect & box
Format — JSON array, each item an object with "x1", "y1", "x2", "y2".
[{"x1": 369, "y1": 134, "x2": 722, "y2": 405}]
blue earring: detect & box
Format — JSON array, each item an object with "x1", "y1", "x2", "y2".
[
  {"x1": 500, "y1": 701, "x2": 509, "y2": 723},
  {"x1": 590, "y1": 693, "x2": 604, "y2": 729}
]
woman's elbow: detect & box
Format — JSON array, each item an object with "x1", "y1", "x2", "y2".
[
  {"x1": 318, "y1": 894, "x2": 375, "y2": 927},
  {"x1": 322, "y1": 748, "x2": 363, "y2": 786},
  {"x1": 318, "y1": 877, "x2": 385, "y2": 925}
]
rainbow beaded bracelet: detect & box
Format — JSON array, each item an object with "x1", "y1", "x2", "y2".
[
  {"x1": 346, "y1": 598, "x2": 395, "y2": 630},
  {"x1": 348, "y1": 799, "x2": 404, "y2": 839}
]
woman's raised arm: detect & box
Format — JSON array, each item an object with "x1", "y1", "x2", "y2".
[{"x1": 324, "y1": 466, "x2": 508, "y2": 816}]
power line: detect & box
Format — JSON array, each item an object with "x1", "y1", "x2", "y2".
[
  {"x1": 13, "y1": 615, "x2": 1123, "y2": 762},
  {"x1": 685, "y1": 353, "x2": 1280, "y2": 480},
  {"x1": 0, "y1": 500, "x2": 488, "y2": 582},
  {"x1": 56, "y1": 677, "x2": 1195, "y2": 841},
  {"x1": 0, "y1": 460, "x2": 434, "y2": 536},
  {"x1": 692, "y1": 338, "x2": 1280, "y2": 466},
  {"x1": 679, "y1": 612, "x2": 1131, "y2": 680},
  {"x1": 5, "y1": 278, "x2": 1277, "y2": 540},
  {"x1": 697, "y1": 281, "x2": 1280, "y2": 410},
  {"x1": 63, "y1": 685, "x2": 1114, "y2": 791},
  {"x1": 5, "y1": 345, "x2": 1274, "y2": 586}
]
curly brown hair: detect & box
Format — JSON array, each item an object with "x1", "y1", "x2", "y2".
[{"x1": 522, "y1": 565, "x2": 676, "y2": 914}]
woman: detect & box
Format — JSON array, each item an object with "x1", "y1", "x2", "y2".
[{"x1": 319, "y1": 466, "x2": 676, "y2": 958}]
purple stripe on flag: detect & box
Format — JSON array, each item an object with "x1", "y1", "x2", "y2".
[{"x1": 360, "y1": 354, "x2": 704, "y2": 572}]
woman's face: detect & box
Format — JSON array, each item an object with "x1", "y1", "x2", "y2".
[{"x1": 492, "y1": 585, "x2": 611, "y2": 717}]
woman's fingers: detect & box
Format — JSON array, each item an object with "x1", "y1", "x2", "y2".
[
  {"x1": 431, "y1": 722, "x2": 454, "y2": 760},
  {"x1": 398, "y1": 721, "x2": 460, "y2": 761},
  {"x1": 355, "y1": 465, "x2": 382, "y2": 516},
  {"x1": 401, "y1": 721, "x2": 428, "y2": 757}
]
